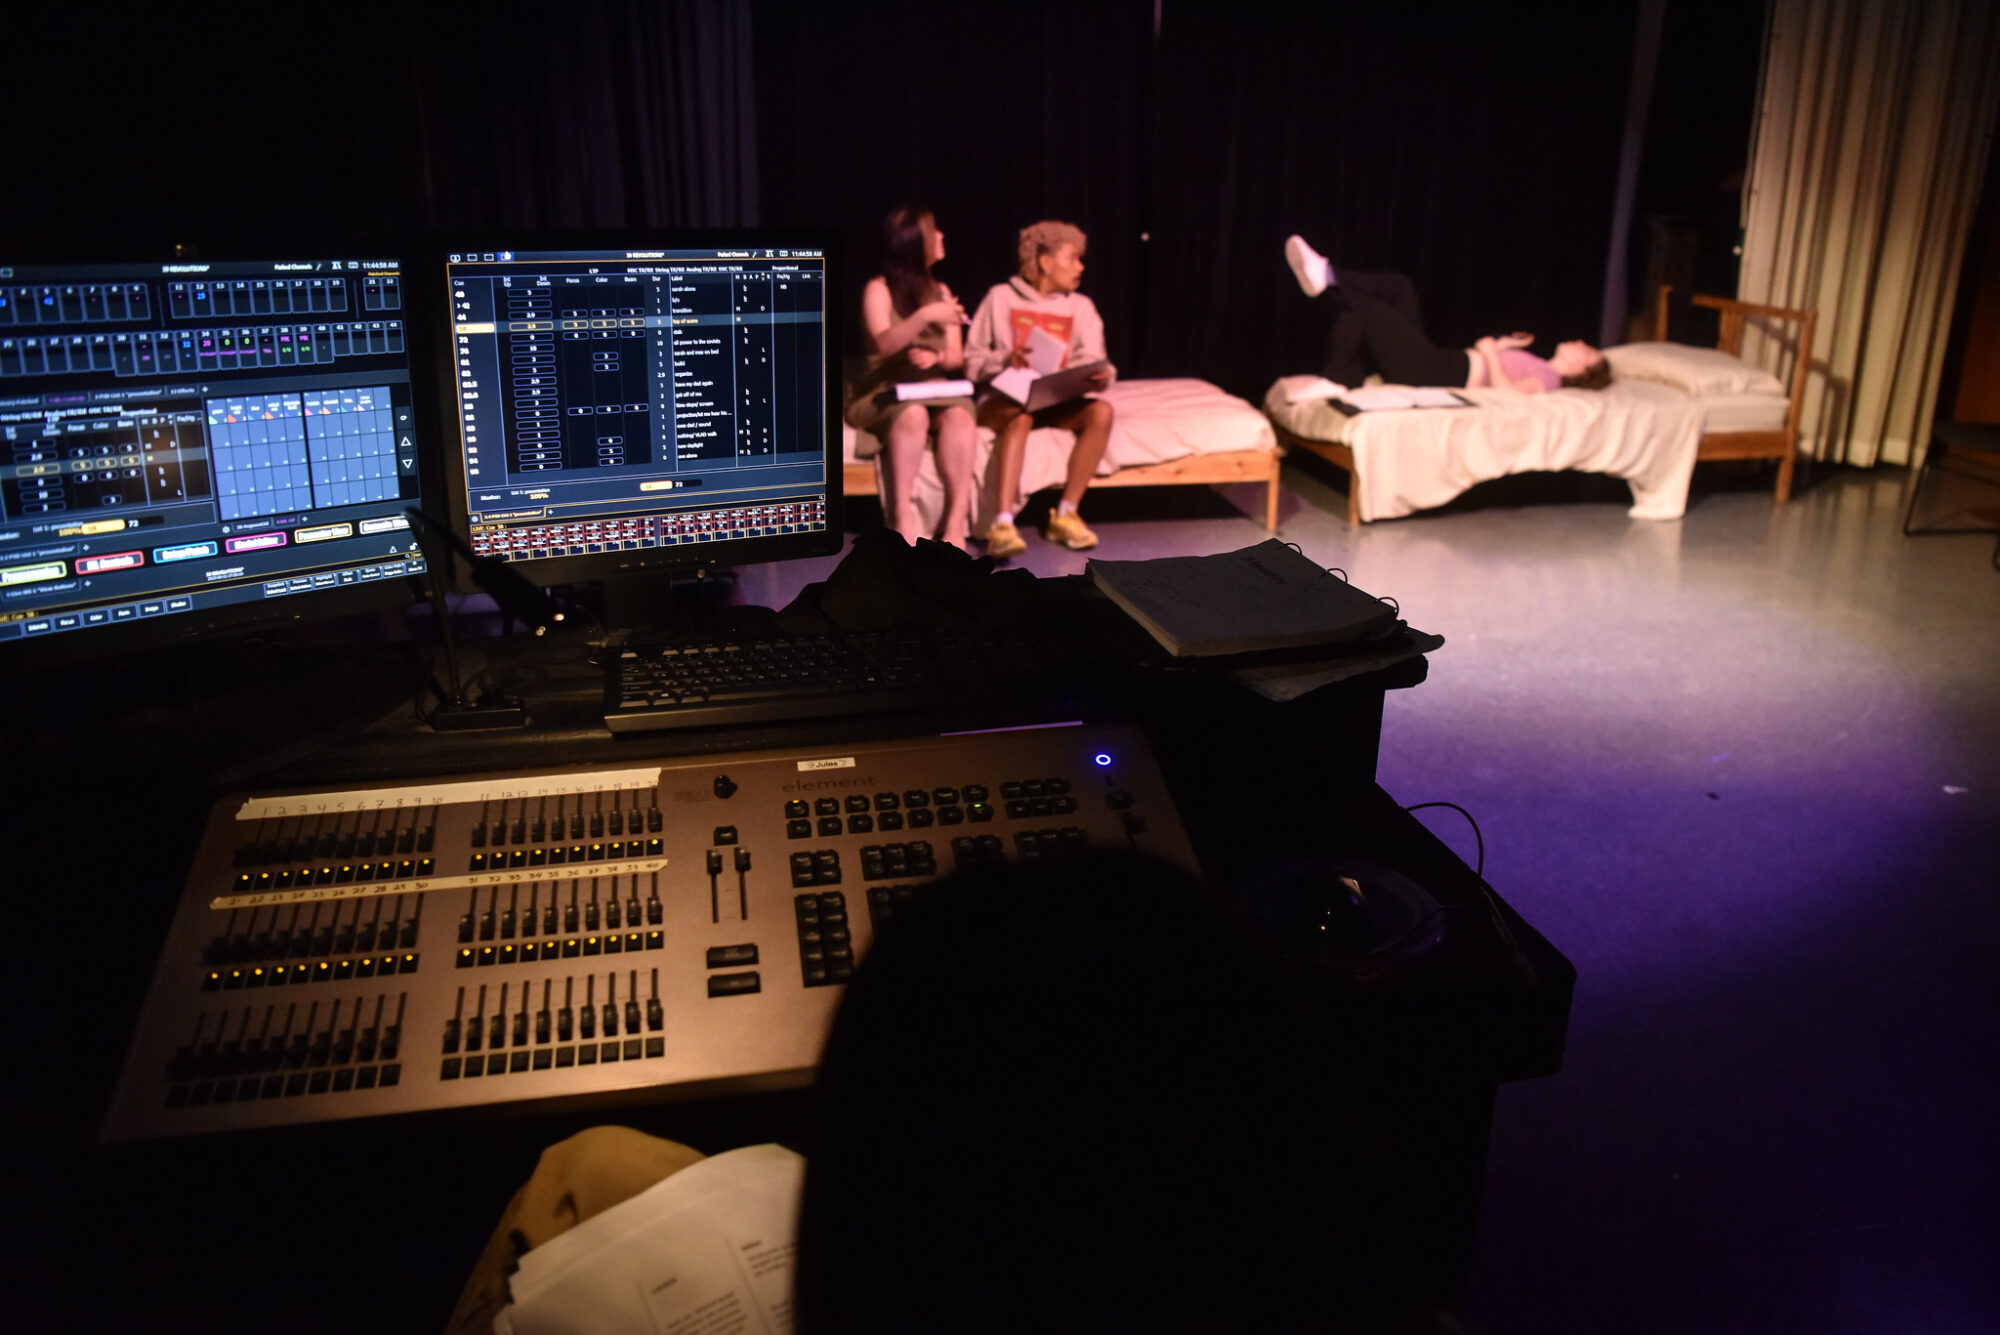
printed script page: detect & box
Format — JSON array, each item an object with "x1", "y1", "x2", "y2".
[{"x1": 496, "y1": 1144, "x2": 805, "y2": 1335}]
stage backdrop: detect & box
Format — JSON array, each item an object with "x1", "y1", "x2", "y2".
[
  {"x1": 755, "y1": 0, "x2": 1639, "y2": 401},
  {"x1": 9, "y1": 1, "x2": 1640, "y2": 406}
]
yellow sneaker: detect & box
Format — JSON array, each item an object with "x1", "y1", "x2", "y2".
[
  {"x1": 1042, "y1": 510, "x2": 1098, "y2": 550},
  {"x1": 984, "y1": 519, "x2": 1027, "y2": 558}
]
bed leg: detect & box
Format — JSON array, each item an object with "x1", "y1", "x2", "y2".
[
  {"x1": 1347, "y1": 471, "x2": 1361, "y2": 526},
  {"x1": 1775, "y1": 447, "x2": 1796, "y2": 504},
  {"x1": 1264, "y1": 471, "x2": 1280, "y2": 530}
]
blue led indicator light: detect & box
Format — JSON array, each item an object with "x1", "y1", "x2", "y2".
[{"x1": 1094, "y1": 753, "x2": 1112, "y2": 767}]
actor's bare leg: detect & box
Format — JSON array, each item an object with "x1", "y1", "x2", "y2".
[
  {"x1": 880, "y1": 404, "x2": 930, "y2": 544},
  {"x1": 977, "y1": 396, "x2": 1033, "y2": 556},
  {"x1": 1056, "y1": 398, "x2": 1113, "y2": 509},
  {"x1": 933, "y1": 404, "x2": 976, "y2": 550}
]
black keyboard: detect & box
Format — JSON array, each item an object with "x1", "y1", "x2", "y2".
[{"x1": 603, "y1": 627, "x2": 1071, "y2": 734}]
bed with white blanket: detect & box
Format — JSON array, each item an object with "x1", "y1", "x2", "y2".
[
  {"x1": 1263, "y1": 290, "x2": 1815, "y2": 524},
  {"x1": 844, "y1": 377, "x2": 1280, "y2": 534}
]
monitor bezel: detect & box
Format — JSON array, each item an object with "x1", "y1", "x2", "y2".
[
  {"x1": 425, "y1": 230, "x2": 844, "y2": 597},
  {"x1": 0, "y1": 238, "x2": 437, "y2": 670}
]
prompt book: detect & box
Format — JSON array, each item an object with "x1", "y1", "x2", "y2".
[{"x1": 1087, "y1": 539, "x2": 1397, "y2": 657}]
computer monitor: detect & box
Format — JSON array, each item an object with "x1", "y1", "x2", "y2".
[
  {"x1": 0, "y1": 250, "x2": 430, "y2": 664},
  {"x1": 435, "y1": 235, "x2": 841, "y2": 615}
]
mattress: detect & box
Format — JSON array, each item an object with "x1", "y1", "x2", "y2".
[
  {"x1": 1264, "y1": 376, "x2": 1706, "y2": 522},
  {"x1": 1696, "y1": 392, "x2": 1787, "y2": 434},
  {"x1": 846, "y1": 377, "x2": 1275, "y2": 534}
]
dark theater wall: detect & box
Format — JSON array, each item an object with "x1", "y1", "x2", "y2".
[
  {"x1": 755, "y1": 0, "x2": 1638, "y2": 399},
  {"x1": 12, "y1": 2, "x2": 1663, "y2": 402}
]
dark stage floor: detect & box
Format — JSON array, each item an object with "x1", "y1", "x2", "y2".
[
  {"x1": 23, "y1": 457, "x2": 1997, "y2": 1333},
  {"x1": 780, "y1": 459, "x2": 2000, "y2": 1333}
]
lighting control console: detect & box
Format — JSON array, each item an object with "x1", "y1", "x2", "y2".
[{"x1": 103, "y1": 722, "x2": 1198, "y2": 1140}]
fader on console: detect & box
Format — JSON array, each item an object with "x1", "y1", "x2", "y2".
[{"x1": 104, "y1": 722, "x2": 1200, "y2": 1141}]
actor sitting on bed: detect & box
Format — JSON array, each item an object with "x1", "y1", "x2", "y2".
[
  {"x1": 965, "y1": 220, "x2": 1117, "y2": 555},
  {"x1": 1284, "y1": 234, "x2": 1612, "y2": 395}
]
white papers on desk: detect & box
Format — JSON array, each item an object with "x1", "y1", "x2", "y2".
[{"x1": 495, "y1": 1143, "x2": 806, "y2": 1335}]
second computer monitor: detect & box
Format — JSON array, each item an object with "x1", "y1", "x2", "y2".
[{"x1": 438, "y1": 237, "x2": 840, "y2": 596}]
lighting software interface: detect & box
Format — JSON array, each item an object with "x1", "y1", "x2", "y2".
[
  {"x1": 444, "y1": 246, "x2": 830, "y2": 564},
  {"x1": 0, "y1": 257, "x2": 426, "y2": 647}
]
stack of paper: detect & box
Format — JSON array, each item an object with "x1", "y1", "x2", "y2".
[
  {"x1": 496, "y1": 1143, "x2": 807, "y2": 1335},
  {"x1": 1335, "y1": 386, "x2": 1468, "y2": 411},
  {"x1": 893, "y1": 379, "x2": 974, "y2": 402}
]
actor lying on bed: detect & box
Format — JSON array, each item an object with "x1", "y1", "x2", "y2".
[
  {"x1": 965, "y1": 220, "x2": 1117, "y2": 555},
  {"x1": 1284, "y1": 234, "x2": 1612, "y2": 395},
  {"x1": 848, "y1": 206, "x2": 979, "y2": 550}
]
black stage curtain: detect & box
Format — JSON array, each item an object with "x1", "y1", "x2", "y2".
[
  {"x1": 4, "y1": 1, "x2": 760, "y2": 253},
  {"x1": 757, "y1": 0, "x2": 1638, "y2": 400},
  {"x1": 12, "y1": 1, "x2": 1635, "y2": 402},
  {"x1": 409, "y1": 0, "x2": 763, "y2": 231},
  {"x1": 754, "y1": 0, "x2": 1155, "y2": 370}
]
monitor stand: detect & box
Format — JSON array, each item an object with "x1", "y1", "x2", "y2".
[{"x1": 594, "y1": 566, "x2": 759, "y2": 641}]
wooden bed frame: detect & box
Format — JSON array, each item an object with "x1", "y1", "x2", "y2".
[
  {"x1": 1271, "y1": 287, "x2": 1818, "y2": 523},
  {"x1": 1655, "y1": 285, "x2": 1817, "y2": 505},
  {"x1": 842, "y1": 437, "x2": 1283, "y2": 531}
]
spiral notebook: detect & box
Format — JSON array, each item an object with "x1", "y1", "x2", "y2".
[{"x1": 1086, "y1": 539, "x2": 1397, "y2": 657}]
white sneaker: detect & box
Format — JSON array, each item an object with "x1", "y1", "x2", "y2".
[{"x1": 1284, "y1": 235, "x2": 1332, "y2": 297}]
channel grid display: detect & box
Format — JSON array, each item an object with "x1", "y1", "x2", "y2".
[
  {"x1": 0, "y1": 254, "x2": 427, "y2": 652},
  {"x1": 208, "y1": 386, "x2": 400, "y2": 521},
  {"x1": 444, "y1": 244, "x2": 834, "y2": 579}
]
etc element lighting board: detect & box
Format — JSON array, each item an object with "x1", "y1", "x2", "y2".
[{"x1": 103, "y1": 723, "x2": 1198, "y2": 1141}]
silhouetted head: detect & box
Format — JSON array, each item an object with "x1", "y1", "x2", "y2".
[{"x1": 795, "y1": 848, "x2": 1429, "y2": 1333}]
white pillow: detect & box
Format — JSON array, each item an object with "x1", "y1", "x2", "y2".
[{"x1": 1603, "y1": 341, "x2": 1785, "y2": 397}]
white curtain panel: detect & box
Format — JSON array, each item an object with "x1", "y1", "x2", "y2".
[{"x1": 1739, "y1": 0, "x2": 2000, "y2": 465}]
